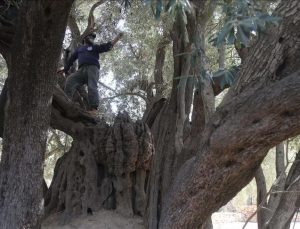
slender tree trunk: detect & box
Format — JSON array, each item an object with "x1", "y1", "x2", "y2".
[
  {"x1": 266, "y1": 150, "x2": 300, "y2": 229},
  {"x1": 153, "y1": 36, "x2": 170, "y2": 98},
  {"x1": 142, "y1": 34, "x2": 170, "y2": 128},
  {"x1": 0, "y1": 1, "x2": 73, "y2": 228},
  {"x1": 255, "y1": 166, "x2": 268, "y2": 229},
  {"x1": 255, "y1": 143, "x2": 286, "y2": 229},
  {"x1": 266, "y1": 143, "x2": 286, "y2": 218}
]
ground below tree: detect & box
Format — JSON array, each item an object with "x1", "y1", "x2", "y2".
[{"x1": 42, "y1": 209, "x2": 144, "y2": 229}]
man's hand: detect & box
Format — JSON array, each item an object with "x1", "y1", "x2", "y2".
[{"x1": 112, "y1": 32, "x2": 124, "y2": 46}]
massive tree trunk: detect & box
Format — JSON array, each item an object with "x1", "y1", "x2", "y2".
[
  {"x1": 0, "y1": 1, "x2": 73, "y2": 228},
  {"x1": 160, "y1": 0, "x2": 300, "y2": 228},
  {"x1": 45, "y1": 109, "x2": 153, "y2": 221},
  {"x1": 145, "y1": 1, "x2": 217, "y2": 228}
]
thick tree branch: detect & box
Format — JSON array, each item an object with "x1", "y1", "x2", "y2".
[
  {"x1": 51, "y1": 86, "x2": 98, "y2": 137},
  {"x1": 228, "y1": 0, "x2": 300, "y2": 97},
  {"x1": 68, "y1": 8, "x2": 81, "y2": 40},
  {"x1": 161, "y1": 70, "x2": 300, "y2": 228},
  {"x1": 153, "y1": 34, "x2": 170, "y2": 97}
]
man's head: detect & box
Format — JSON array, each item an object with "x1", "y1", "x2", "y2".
[{"x1": 83, "y1": 33, "x2": 96, "y2": 45}]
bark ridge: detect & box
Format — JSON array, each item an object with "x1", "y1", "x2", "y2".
[{"x1": 45, "y1": 112, "x2": 153, "y2": 220}]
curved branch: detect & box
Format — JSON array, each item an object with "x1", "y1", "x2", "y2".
[
  {"x1": 98, "y1": 80, "x2": 117, "y2": 92},
  {"x1": 67, "y1": 8, "x2": 81, "y2": 50},
  {"x1": 80, "y1": 0, "x2": 107, "y2": 39},
  {"x1": 51, "y1": 86, "x2": 98, "y2": 137},
  {"x1": 102, "y1": 92, "x2": 148, "y2": 103}
]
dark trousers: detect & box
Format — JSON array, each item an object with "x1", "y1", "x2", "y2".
[{"x1": 65, "y1": 65, "x2": 99, "y2": 109}]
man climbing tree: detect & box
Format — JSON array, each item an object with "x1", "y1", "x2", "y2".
[{"x1": 59, "y1": 32, "x2": 124, "y2": 117}]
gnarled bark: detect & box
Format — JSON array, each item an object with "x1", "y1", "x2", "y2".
[
  {"x1": 160, "y1": 0, "x2": 300, "y2": 227},
  {"x1": 0, "y1": 1, "x2": 74, "y2": 228},
  {"x1": 161, "y1": 69, "x2": 300, "y2": 228},
  {"x1": 45, "y1": 112, "x2": 153, "y2": 221},
  {"x1": 145, "y1": 1, "x2": 217, "y2": 228}
]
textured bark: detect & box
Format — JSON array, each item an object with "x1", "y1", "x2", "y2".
[
  {"x1": 142, "y1": 34, "x2": 170, "y2": 127},
  {"x1": 145, "y1": 1, "x2": 217, "y2": 228},
  {"x1": 0, "y1": 71, "x2": 153, "y2": 222},
  {"x1": 161, "y1": 70, "x2": 300, "y2": 228},
  {"x1": 145, "y1": 16, "x2": 194, "y2": 229},
  {"x1": 255, "y1": 166, "x2": 268, "y2": 229},
  {"x1": 228, "y1": 1, "x2": 300, "y2": 98},
  {"x1": 142, "y1": 97, "x2": 167, "y2": 129},
  {"x1": 160, "y1": 0, "x2": 300, "y2": 227},
  {"x1": 153, "y1": 36, "x2": 170, "y2": 97},
  {"x1": 0, "y1": 1, "x2": 74, "y2": 228},
  {"x1": 176, "y1": 1, "x2": 216, "y2": 171},
  {"x1": 0, "y1": 3, "x2": 16, "y2": 58},
  {"x1": 45, "y1": 112, "x2": 153, "y2": 221}
]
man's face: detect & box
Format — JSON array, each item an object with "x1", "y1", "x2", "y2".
[{"x1": 85, "y1": 35, "x2": 95, "y2": 45}]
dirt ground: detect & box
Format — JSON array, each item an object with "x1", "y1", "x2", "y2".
[
  {"x1": 43, "y1": 208, "x2": 300, "y2": 229},
  {"x1": 42, "y1": 209, "x2": 144, "y2": 229}
]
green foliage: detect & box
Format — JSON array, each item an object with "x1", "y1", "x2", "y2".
[
  {"x1": 209, "y1": 0, "x2": 281, "y2": 47},
  {"x1": 144, "y1": 0, "x2": 192, "y2": 25},
  {"x1": 95, "y1": 1, "x2": 173, "y2": 119},
  {"x1": 213, "y1": 65, "x2": 239, "y2": 89}
]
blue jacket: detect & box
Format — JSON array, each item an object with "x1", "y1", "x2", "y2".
[{"x1": 64, "y1": 42, "x2": 112, "y2": 73}]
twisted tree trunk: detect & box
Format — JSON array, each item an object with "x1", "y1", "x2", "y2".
[{"x1": 145, "y1": 1, "x2": 217, "y2": 228}]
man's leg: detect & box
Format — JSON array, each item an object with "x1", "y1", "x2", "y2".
[
  {"x1": 87, "y1": 66, "x2": 100, "y2": 111},
  {"x1": 65, "y1": 69, "x2": 85, "y2": 100}
]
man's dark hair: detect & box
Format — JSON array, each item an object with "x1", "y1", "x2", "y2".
[{"x1": 82, "y1": 32, "x2": 96, "y2": 44}]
